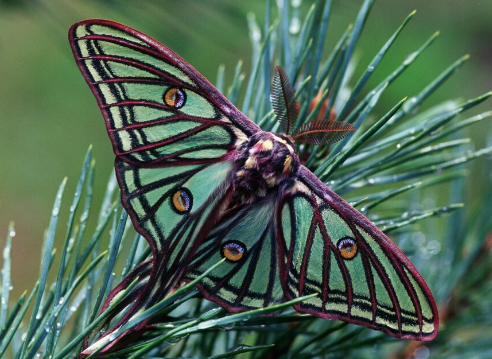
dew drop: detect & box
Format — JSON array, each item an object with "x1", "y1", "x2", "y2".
[
  {"x1": 403, "y1": 51, "x2": 418, "y2": 65},
  {"x1": 220, "y1": 323, "x2": 235, "y2": 331},
  {"x1": 198, "y1": 319, "x2": 218, "y2": 330},
  {"x1": 252, "y1": 27, "x2": 261, "y2": 43},
  {"x1": 166, "y1": 333, "x2": 189, "y2": 344},
  {"x1": 289, "y1": 18, "x2": 300, "y2": 34},
  {"x1": 427, "y1": 240, "x2": 441, "y2": 255},
  {"x1": 411, "y1": 232, "x2": 426, "y2": 246}
]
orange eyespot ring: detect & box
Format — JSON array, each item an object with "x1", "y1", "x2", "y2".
[
  {"x1": 164, "y1": 87, "x2": 186, "y2": 108},
  {"x1": 171, "y1": 188, "x2": 192, "y2": 214},
  {"x1": 337, "y1": 237, "x2": 358, "y2": 260},
  {"x1": 221, "y1": 241, "x2": 246, "y2": 262}
]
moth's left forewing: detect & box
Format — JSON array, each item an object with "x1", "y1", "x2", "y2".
[
  {"x1": 277, "y1": 166, "x2": 439, "y2": 340},
  {"x1": 69, "y1": 20, "x2": 257, "y2": 167}
]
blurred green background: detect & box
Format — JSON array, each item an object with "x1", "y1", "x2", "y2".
[{"x1": 0, "y1": 0, "x2": 491, "y2": 299}]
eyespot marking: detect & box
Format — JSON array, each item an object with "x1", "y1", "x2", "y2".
[
  {"x1": 221, "y1": 240, "x2": 246, "y2": 262},
  {"x1": 337, "y1": 237, "x2": 358, "y2": 260},
  {"x1": 164, "y1": 87, "x2": 186, "y2": 109},
  {"x1": 171, "y1": 188, "x2": 192, "y2": 213}
]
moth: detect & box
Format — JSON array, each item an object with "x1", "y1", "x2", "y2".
[{"x1": 69, "y1": 19, "x2": 438, "y2": 355}]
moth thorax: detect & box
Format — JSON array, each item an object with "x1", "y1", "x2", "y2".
[{"x1": 234, "y1": 131, "x2": 300, "y2": 200}]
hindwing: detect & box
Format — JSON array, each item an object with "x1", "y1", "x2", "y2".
[
  {"x1": 185, "y1": 198, "x2": 284, "y2": 311},
  {"x1": 277, "y1": 166, "x2": 439, "y2": 340}
]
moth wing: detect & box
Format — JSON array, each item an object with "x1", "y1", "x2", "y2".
[
  {"x1": 115, "y1": 159, "x2": 233, "y2": 266},
  {"x1": 69, "y1": 19, "x2": 259, "y2": 167},
  {"x1": 276, "y1": 166, "x2": 439, "y2": 340},
  {"x1": 69, "y1": 19, "x2": 261, "y2": 354},
  {"x1": 184, "y1": 198, "x2": 285, "y2": 311}
]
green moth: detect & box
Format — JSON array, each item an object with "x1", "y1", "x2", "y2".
[{"x1": 69, "y1": 19, "x2": 438, "y2": 356}]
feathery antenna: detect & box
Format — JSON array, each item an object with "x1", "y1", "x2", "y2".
[{"x1": 270, "y1": 66, "x2": 299, "y2": 135}]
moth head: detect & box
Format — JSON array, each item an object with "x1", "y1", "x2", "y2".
[{"x1": 241, "y1": 131, "x2": 300, "y2": 179}]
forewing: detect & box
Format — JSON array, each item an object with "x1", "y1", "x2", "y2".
[
  {"x1": 69, "y1": 19, "x2": 259, "y2": 167},
  {"x1": 184, "y1": 198, "x2": 284, "y2": 311},
  {"x1": 277, "y1": 166, "x2": 439, "y2": 340}
]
